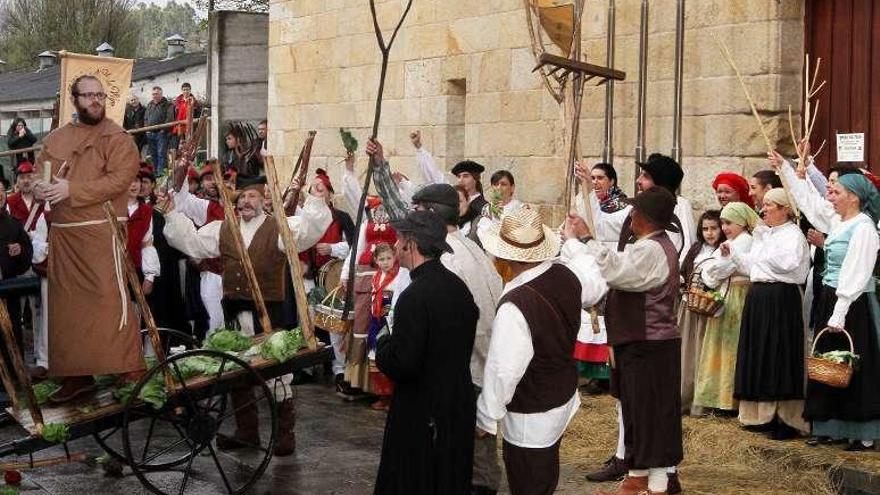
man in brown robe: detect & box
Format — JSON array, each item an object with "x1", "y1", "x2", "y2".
[{"x1": 34, "y1": 75, "x2": 144, "y2": 402}]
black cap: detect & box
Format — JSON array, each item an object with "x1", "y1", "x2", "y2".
[
  {"x1": 412, "y1": 183, "x2": 459, "y2": 209},
  {"x1": 235, "y1": 175, "x2": 267, "y2": 191},
  {"x1": 638, "y1": 153, "x2": 683, "y2": 194},
  {"x1": 391, "y1": 210, "x2": 453, "y2": 254},
  {"x1": 623, "y1": 186, "x2": 680, "y2": 232},
  {"x1": 451, "y1": 160, "x2": 485, "y2": 176}
]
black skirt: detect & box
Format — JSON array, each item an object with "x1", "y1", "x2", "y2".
[
  {"x1": 804, "y1": 287, "x2": 880, "y2": 422},
  {"x1": 612, "y1": 339, "x2": 683, "y2": 469},
  {"x1": 734, "y1": 282, "x2": 806, "y2": 401}
]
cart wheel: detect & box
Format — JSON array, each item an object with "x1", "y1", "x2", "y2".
[
  {"x1": 122, "y1": 349, "x2": 277, "y2": 495},
  {"x1": 94, "y1": 328, "x2": 198, "y2": 466}
]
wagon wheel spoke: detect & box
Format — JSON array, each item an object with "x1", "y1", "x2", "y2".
[
  {"x1": 141, "y1": 415, "x2": 159, "y2": 461},
  {"x1": 207, "y1": 442, "x2": 236, "y2": 494},
  {"x1": 203, "y1": 356, "x2": 230, "y2": 412},
  {"x1": 169, "y1": 421, "x2": 197, "y2": 451},
  {"x1": 177, "y1": 449, "x2": 198, "y2": 495},
  {"x1": 169, "y1": 361, "x2": 202, "y2": 413},
  {"x1": 96, "y1": 425, "x2": 120, "y2": 443},
  {"x1": 140, "y1": 436, "x2": 191, "y2": 466},
  {"x1": 216, "y1": 395, "x2": 266, "y2": 424}
]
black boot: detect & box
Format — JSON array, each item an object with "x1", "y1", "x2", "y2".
[
  {"x1": 667, "y1": 471, "x2": 682, "y2": 494},
  {"x1": 585, "y1": 455, "x2": 628, "y2": 482},
  {"x1": 274, "y1": 398, "x2": 296, "y2": 456}
]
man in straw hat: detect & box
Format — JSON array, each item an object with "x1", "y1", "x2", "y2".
[
  {"x1": 564, "y1": 187, "x2": 684, "y2": 495},
  {"x1": 411, "y1": 183, "x2": 504, "y2": 495},
  {"x1": 373, "y1": 210, "x2": 479, "y2": 494},
  {"x1": 475, "y1": 207, "x2": 607, "y2": 495},
  {"x1": 163, "y1": 173, "x2": 331, "y2": 457}
]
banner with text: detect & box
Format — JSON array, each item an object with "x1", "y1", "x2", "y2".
[{"x1": 58, "y1": 51, "x2": 133, "y2": 127}]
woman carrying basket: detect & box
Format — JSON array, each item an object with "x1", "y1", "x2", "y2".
[
  {"x1": 773, "y1": 152, "x2": 880, "y2": 452},
  {"x1": 693, "y1": 203, "x2": 760, "y2": 414}
]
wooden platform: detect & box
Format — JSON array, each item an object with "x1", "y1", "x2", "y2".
[{"x1": 5, "y1": 344, "x2": 332, "y2": 437}]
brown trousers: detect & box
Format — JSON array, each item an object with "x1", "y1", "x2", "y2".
[{"x1": 502, "y1": 439, "x2": 560, "y2": 495}]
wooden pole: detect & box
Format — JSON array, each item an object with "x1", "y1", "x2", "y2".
[
  {"x1": 265, "y1": 148, "x2": 318, "y2": 350},
  {"x1": 0, "y1": 452, "x2": 88, "y2": 470},
  {"x1": 714, "y1": 36, "x2": 800, "y2": 219},
  {"x1": 0, "y1": 345, "x2": 19, "y2": 410},
  {"x1": 0, "y1": 300, "x2": 43, "y2": 432},
  {"x1": 101, "y1": 203, "x2": 172, "y2": 391},
  {"x1": 210, "y1": 165, "x2": 273, "y2": 334}
]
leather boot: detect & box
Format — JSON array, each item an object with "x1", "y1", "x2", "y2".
[
  {"x1": 273, "y1": 398, "x2": 296, "y2": 456},
  {"x1": 216, "y1": 388, "x2": 261, "y2": 450},
  {"x1": 586, "y1": 455, "x2": 629, "y2": 482},
  {"x1": 667, "y1": 472, "x2": 682, "y2": 494},
  {"x1": 594, "y1": 475, "x2": 649, "y2": 495}
]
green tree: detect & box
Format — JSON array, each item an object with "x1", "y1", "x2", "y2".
[
  {"x1": 131, "y1": 1, "x2": 205, "y2": 58},
  {"x1": 194, "y1": 0, "x2": 267, "y2": 13},
  {"x1": 0, "y1": 0, "x2": 140, "y2": 69}
]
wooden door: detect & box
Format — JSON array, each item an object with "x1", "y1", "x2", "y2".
[{"x1": 805, "y1": 0, "x2": 879, "y2": 170}]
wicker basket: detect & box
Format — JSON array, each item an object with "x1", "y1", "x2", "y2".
[
  {"x1": 685, "y1": 260, "x2": 728, "y2": 317},
  {"x1": 807, "y1": 328, "x2": 855, "y2": 389},
  {"x1": 314, "y1": 286, "x2": 353, "y2": 334}
]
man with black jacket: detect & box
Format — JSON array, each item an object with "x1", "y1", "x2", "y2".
[
  {"x1": 124, "y1": 95, "x2": 146, "y2": 153},
  {"x1": 144, "y1": 86, "x2": 174, "y2": 175},
  {"x1": 0, "y1": 179, "x2": 34, "y2": 361}
]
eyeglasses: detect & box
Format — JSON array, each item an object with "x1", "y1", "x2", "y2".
[{"x1": 75, "y1": 92, "x2": 107, "y2": 101}]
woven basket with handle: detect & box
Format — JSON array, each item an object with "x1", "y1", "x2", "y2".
[
  {"x1": 314, "y1": 286, "x2": 353, "y2": 334},
  {"x1": 685, "y1": 259, "x2": 729, "y2": 317},
  {"x1": 807, "y1": 328, "x2": 855, "y2": 389}
]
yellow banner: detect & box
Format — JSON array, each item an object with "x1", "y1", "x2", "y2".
[{"x1": 58, "y1": 51, "x2": 133, "y2": 127}]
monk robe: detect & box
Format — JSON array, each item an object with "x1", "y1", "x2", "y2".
[{"x1": 36, "y1": 118, "x2": 144, "y2": 377}]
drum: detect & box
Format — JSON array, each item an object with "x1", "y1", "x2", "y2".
[{"x1": 317, "y1": 259, "x2": 344, "y2": 293}]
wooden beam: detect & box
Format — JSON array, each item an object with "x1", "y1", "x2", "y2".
[{"x1": 535, "y1": 53, "x2": 626, "y2": 81}]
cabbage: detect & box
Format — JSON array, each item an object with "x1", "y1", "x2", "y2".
[
  {"x1": 112, "y1": 375, "x2": 167, "y2": 410},
  {"x1": 41, "y1": 422, "x2": 70, "y2": 443},
  {"x1": 175, "y1": 355, "x2": 240, "y2": 378},
  {"x1": 260, "y1": 329, "x2": 307, "y2": 363},
  {"x1": 32, "y1": 380, "x2": 61, "y2": 405},
  {"x1": 203, "y1": 329, "x2": 253, "y2": 353}
]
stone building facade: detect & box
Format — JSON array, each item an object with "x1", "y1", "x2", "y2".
[{"x1": 267, "y1": 0, "x2": 807, "y2": 220}]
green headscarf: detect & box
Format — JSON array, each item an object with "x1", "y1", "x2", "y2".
[
  {"x1": 839, "y1": 174, "x2": 880, "y2": 225},
  {"x1": 720, "y1": 201, "x2": 760, "y2": 232}
]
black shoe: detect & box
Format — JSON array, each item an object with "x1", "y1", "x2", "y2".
[
  {"x1": 585, "y1": 455, "x2": 628, "y2": 482},
  {"x1": 290, "y1": 370, "x2": 316, "y2": 386},
  {"x1": 668, "y1": 472, "x2": 683, "y2": 494},
  {"x1": 844, "y1": 441, "x2": 875, "y2": 452},
  {"x1": 769, "y1": 422, "x2": 799, "y2": 441},
  {"x1": 742, "y1": 422, "x2": 774, "y2": 433},
  {"x1": 335, "y1": 376, "x2": 365, "y2": 401},
  {"x1": 470, "y1": 486, "x2": 497, "y2": 495}
]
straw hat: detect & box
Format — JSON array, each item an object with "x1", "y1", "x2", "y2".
[{"x1": 479, "y1": 207, "x2": 560, "y2": 263}]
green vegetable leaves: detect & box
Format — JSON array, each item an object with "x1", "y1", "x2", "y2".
[
  {"x1": 340, "y1": 128, "x2": 358, "y2": 154},
  {"x1": 112, "y1": 376, "x2": 167, "y2": 410},
  {"x1": 203, "y1": 329, "x2": 253, "y2": 353},
  {"x1": 259, "y1": 329, "x2": 307, "y2": 363},
  {"x1": 32, "y1": 380, "x2": 61, "y2": 405},
  {"x1": 815, "y1": 350, "x2": 860, "y2": 365},
  {"x1": 41, "y1": 423, "x2": 69, "y2": 443}
]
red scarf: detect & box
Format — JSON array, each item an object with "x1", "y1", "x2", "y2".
[{"x1": 371, "y1": 264, "x2": 399, "y2": 317}]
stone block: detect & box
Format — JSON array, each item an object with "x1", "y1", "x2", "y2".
[
  {"x1": 442, "y1": 54, "x2": 469, "y2": 82},
  {"x1": 466, "y1": 92, "x2": 502, "y2": 123},
  {"x1": 478, "y1": 50, "x2": 512, "y2": 93},
  {"x1": 314, "y1": 11, "x2": 339, "y2": 40},
  {"x1": 449, "y1": 16, "x2": 502, "y2": 53},
  {"x1": 500, "y1": 91, "x2": 542, "y2": 122},
  {"x1": 419, "y1": 96, "x2": 448, "y2": 125},
  {"x1": 704, "y1": 114, "x2": 769, "y2": 157},
  {"x1": 510, "y1": 48, "x2": 542, "y2": 91},
  {"x1": 404, "y1": 59, "x2": 443, "y2": 98},
  {"x1": 348, "y1": 33, "x2": 379, "y2": 66}
]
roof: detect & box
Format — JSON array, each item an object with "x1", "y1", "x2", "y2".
[{"x1": 0, "y1": 51, "x2": 206, "y2": 104}]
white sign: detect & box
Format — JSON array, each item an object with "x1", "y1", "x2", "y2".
[{"x1": 836, "y1": 133, "x2": 865, "y2": 162}]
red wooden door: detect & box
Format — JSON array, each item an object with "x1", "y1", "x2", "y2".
[{"x1": 805, "y1": 0, "x2": 879, "y2": 171}]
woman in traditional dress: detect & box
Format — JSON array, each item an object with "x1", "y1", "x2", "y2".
[
  {"x1": 679, "y1": 210, "x2": 725, "y2": 414},
  {"x1": 774, "y1": 154, "x2": 880, "y2": 451},
  {"x1": 693, "y1": 203, "x2": 759, "y2": 414},
  {"x1": 726, "y1": 188, "x2": 811, "y2": 439},
  {"x1": 712, "y1": 172, "x2": 754, "y2": 209}
]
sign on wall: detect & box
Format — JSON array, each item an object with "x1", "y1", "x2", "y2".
[{"x1": 836, "y1": 133, "x2": 865, "y2": 163}]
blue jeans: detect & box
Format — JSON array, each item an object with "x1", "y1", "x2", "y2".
[{"x1": 146, "y1": 132, "x2": 167, "y2": 174}]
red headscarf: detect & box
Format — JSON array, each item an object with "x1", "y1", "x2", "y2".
[
  {"x1": 314, "y1": 168, "x2": 334, "y2": 193},
  {"x1": 712, "y1": 172, "x2": 753, "y2": 208}
]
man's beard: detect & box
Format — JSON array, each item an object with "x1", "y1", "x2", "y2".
[{"x1": 74, "y1": 102, "x2": 105, "y2": 125}]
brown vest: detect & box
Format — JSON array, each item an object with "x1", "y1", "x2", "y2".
[
  {"x1": 218, "y1": 217, "x2": 287, "y2": 302},
  {"x1": 498, "y1": 264, "x2": 582, "y2": 414},
  {"x1": 605, "y1": 232, "x2": 680, "y2": 346}
]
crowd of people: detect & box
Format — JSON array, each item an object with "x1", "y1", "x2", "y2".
[{"x1": 0, "y1": 72, "x2": 877, "y2": 495}]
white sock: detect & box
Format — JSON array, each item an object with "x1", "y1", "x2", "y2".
[
  {"x1": 648, "y1": 468, "x2": 668, "y2": 492},
  {"x1": 666, "y1": 466, "x2": 676, "y2": 474},
  {"x1": 628, "y1": 469, "x2": 649, "y2": 478},
  {"x1": 862, "y1": 440, "x2": 874, "y2": 447},
  {"x1": 615, "y1": 401, "x2": 626, "y2": 459}
]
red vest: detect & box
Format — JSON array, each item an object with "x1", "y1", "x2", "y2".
[
  {"x1": 198, "y1": 200, "x2": 226, "y2": 274},
  {"x1": 358, "y1": 221, "x2": 397, "y2": 266},
  {"x1": 127, "y1": 202, "x2": 153, "y2": 271},
  {"x1": 7, "y1": 193, "x2": 43, "y2": 231},
  {"x1": 300, "y1": 217, "x2": 344, "y2": 269}
]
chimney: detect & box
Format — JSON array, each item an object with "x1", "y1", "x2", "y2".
[
  {"x1": 37, "y1": 51, "x2": 57, "y2": 71},
  {"x1": 96, "y1": 42, "x2": 115, "y2": 57},
  {"x1": 165, "y1": 34, "x2": 186, "y2": 59}
]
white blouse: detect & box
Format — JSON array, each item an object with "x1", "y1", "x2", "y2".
[
  {"x1": 826, "y1": 213, "x2": 879, "y2": 329},
  {"x1": 730, "y1": 222, "x2": 810, "y2": 285},
  {"x1": 701, "y1": 233, "x2": 753, "y2": 288}
]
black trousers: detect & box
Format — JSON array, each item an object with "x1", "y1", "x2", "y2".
[{"x1": 502, "y1": 439, "x2": 560, "y2": 495}]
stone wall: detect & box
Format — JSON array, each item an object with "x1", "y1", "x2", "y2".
[{"x1": 268, "y1": 0, "x2": 805, "y2": 221}]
